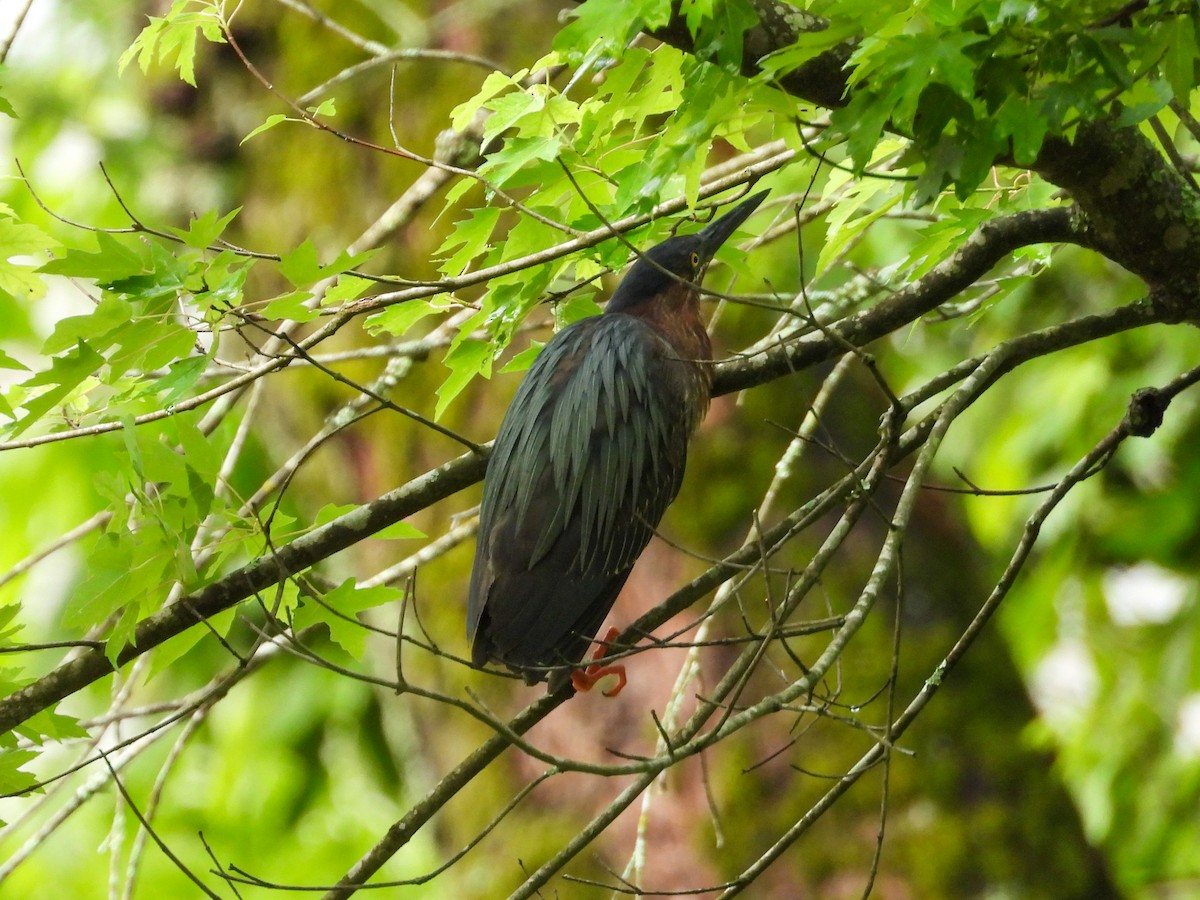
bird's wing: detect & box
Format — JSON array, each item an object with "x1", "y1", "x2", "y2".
[{"x1": 467, "y1": 314, "x2": 705, "y2": 677}]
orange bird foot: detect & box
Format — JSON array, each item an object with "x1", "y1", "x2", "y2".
[{"x1": 570, "y1": 627, "x2": 627, "y2": 697}]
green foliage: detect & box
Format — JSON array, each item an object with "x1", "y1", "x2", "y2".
[
  {"x1": 364, "y1": 297, "x2": 443, "y2": 337},
  {"x1": 375, "y1": 521, "x2": 426, "y2": 540},
  {"x1": 810, "y1": 0, "x2": 1200, "y2": 200},
  {"x1": 0, "y1": 227, "x2": 248, "y2": 439},
  {"x1": 555, "y1": 0, "x2": 674, "y2": 57},
  {"x1": 66, "y1": 418, "x2": 226, "y2": 658},
  {"x1": 682, "y1": 0, "x2": 760, "y2": 69},
  {"x1": 0, "y1": 215, "x2": 58, "y2": 302},
  {"x1": 166, "y1": 206, "x2": 241, "y2": 249},
  {"x1": 278, "y1": 239, "x2": 375, "y2": 290},
  {"x1": 118, "y1": 0, "x2": 225, "y2": 87},
  {"x1": 436, "y1": 337, "x2": 493, "y2": 420},
  {"x1": 293, "y1": 578, "x2": 404, "y2": 657}
]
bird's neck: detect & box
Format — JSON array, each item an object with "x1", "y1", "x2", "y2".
[{"x1": 634, "y1": 289, "x2": 712, "y2": 366}]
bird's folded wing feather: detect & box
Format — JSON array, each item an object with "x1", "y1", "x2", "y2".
[{"x1": 467, "y1": 314, "x2": 697, "y2": 670}]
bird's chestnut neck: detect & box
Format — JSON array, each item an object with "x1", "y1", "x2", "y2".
[{"x1": 611, "y1": 283, "x2": 712, "y2": 367}]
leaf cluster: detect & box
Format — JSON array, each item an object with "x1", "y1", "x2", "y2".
[{"x1": 793, "y1": 0, "x2": 1200, "y2": 200}]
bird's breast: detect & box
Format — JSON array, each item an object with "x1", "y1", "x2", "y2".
[{"x1": 632, "y1": 300, "x2": 713, "y2": 435}]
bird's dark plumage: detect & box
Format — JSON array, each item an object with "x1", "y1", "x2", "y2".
[{"x1": 467, "y1": 190, "x2": 768, "y2": 690}]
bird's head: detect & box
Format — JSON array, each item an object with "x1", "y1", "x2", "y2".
[{"x1": 606, "y1": 190, "x2": 768, "y2": 315}]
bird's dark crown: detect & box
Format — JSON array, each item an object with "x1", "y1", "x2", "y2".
[{"x1": 602, "y1": 190, "x2": 769, "y2": 317}]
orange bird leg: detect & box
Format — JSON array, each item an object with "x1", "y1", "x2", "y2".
[{"x1": 570, "y1": 627, "x2": 627, "y2": 697}]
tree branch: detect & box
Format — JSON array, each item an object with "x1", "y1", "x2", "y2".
[{"x1": 713, "y1": 206, "x2": 1089, "y2": 394}]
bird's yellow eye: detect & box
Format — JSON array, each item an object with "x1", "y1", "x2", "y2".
[{"x1": 689, "y1": 251, "x2": 700, "y2": 267}]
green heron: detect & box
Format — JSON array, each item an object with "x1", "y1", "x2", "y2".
[{"x1": 467, "y1": 190, "x2": 769, "y2": 695}]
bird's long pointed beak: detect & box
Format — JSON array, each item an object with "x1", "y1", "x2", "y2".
[{"x1": 697, "y1": 189, "x2": 769, "y2": 259}]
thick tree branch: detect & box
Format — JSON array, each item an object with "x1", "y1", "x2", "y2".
[{"x1": 1035, "y1": 124, "x2": 1200, "y2": 303}]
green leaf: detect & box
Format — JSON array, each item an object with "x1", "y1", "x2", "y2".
[
  {"x1": 0, "y1": 218, "x2": 56, "y2": 257},
  {"x1": 306, "y1": 98, "x2": 336, "y2": 117},
  {"x1": 682, "y1": 0, "x2": 759, "y2": 70},
  {"x1": 757, "y1": 21, "x2": 861, "y2": 80},
  {"x1": 478, "y1": 135, "x2": 562, "y2": 188},
  {"x1": 553, "y1": 293, "x2": 603, "y2": 328},
  {"x1": 0, "y1": 348, "x2": 28, "y2": 371},
  {"x1": 437, "y1": 207, "x2": 503, "y2": 275},
  {"x1": 376, "y1": 521, "x2": 427, "y2": 540},
  {"x1": 555, "y1": 0, "x2": 671, "y2": 56},
  {"x1": 908, "y1": 208, "x2": 991, "y2": 279},
  {"x1": 293, "y1": 578, "x2": 403, "y2": 657},
  {"x1": 172, "y1": 415, "x2": 224, "y2": 481},
  {"x1": 67, "y1": 531, "x2": 173, "y2": 652},
  {"x1": 167, "y1": 206, "x2": 241, "y2": 249},
  {"x1": 148, "y1": 607, "x2": 236, "y2": 677},
  {"x1": 278, "y1": 240, "x2": 323, "y2": 288},
  {"x1": 16, "y1": 707, "x2": 87, "y2": 745},
  {"x1": 914, "y1": 134, "x2": 964, "y2": 206},
  {"x1": 197, "y1": 255, "x2": 251, "y2": 311},
  {"x1": 1113, "y1": 78, "x2": 1172, "y2": 128},
  {"x1": 323, "y1": 274, "x2": 373, "y2": 306},
  {"x1": 435, "y1": 338, "x2": 492, "y2": 420},
  {"x1": 449, "y1": 70, "x2": 520, "y2": 132},
  {"x1": 241, "y1": 113, "x2": 292, "y2": 144},
  {"x1": 105, "y1": 241, "x2": 189, "y2": 303},
  {"x1": 119, "y1": 0, "x2": 226, "y2": 87},
  {"x1": 481, "y1": 91, "x2": 544, "y2": 142},
  {"x1": 314, "y1": 502, "x2": 359, "y2": 526},
  {"x1": 262, "y1": 291, "x2": 318, "y2": 322},
  {"x1": 0, "y1": 218, "x2": 58, "y2": 301},
  {"x1": 442, "y1": 175, "x2": 479, "y2": 211},
  {"x1": 112, "y1": 324, "x2": 195, "y2": 378},
  {"x1": 152, "y1": 355, "x2": 209, "y2": 405},
  {"x1": 996, "y1": 96, "x2": 1049, "y2": 165},
  {"x1": 39, "y1": 231, "x2": 149, "y2": 282},
  {"x1": 816, "y1": 187, "x2": 900, "y2": 275},
  {"x1": 471, "y1": 260, "x2": 556, "y2": 347},
  {"x1": 325, "y1": 247, "x2": 378, "y2": 278},
  {"x1": 0, "y1": 746, "x2": 38, "y2": 798},
  {"x1": 6, "y1": 341, "x2": 105, "y2": 438},
  {"x1": 364, "y1": 298, "x2": 442, "y2": 337},
  {"x1": 1162, "y1": 16, "x2": 1200, "y2": 103},
  {"x1": 500, "y1": 339, "x2": 544, "y2": 373},
  {"x1": 278, "y1": 241, "x2": 377, "y2": 289},
  {"x1": 831, "y1": 90, "x2": 895, "y2": 173}
]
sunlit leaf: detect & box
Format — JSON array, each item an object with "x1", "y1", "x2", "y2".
[
  {"x1": 241, "y1": 113, "x2": 292, "y2": 144},
  {"x1": 167, "y1": 206, "x2": 241, "y2": 249},
  {"x1": 375, "y1": 521, "x2": 427, "y2": 540},
  {"x1": 293, "y1": 578, "x2": 404, "y2": 657},
  {"x1": 435, "y1": 337, "x2": 492, "y2": 420},
  {"x1": 364, "y1": 298, "x2": 442, "y2": 337}
]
